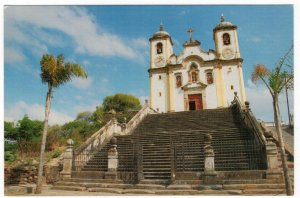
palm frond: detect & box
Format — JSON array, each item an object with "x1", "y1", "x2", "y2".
[{"x1": 40, "y1": 53, "x2": 88, "y2": 88}]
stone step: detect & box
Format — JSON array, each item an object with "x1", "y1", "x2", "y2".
[
  {"x1": 63, "y1": 178, "x2": 123, "y2": 183},
  {"x1": 173, "y1": 180, "x2": 203, "y2": 185},
  {"x1": 223, "y1": 183, "x2": 285, "y2": 190},
  {"x1": 143, "y1": 161, "x2": 171, "y2": 165},
  {"x1": 143, "y1": 172, "x2": 171, "y2": 176},
  {"x1": 87, "y1": 187, "x2": 122, "y2": 194},
  {"x1": 154, "y1": 189, "x2": 235, "y2": 195},
  {"x1": 222, "y1": 179, "x2": 279, "y2": 184},
  {"x1": 51, "y1": 185, "x2": 86, "y2": 191},
  {"x1": 139, "y1": 179, "x2": 170, "y2": 185},
  {"x1": 56, "y1": 181, "x2": 167, "y2": 190},
  {"x1": 242, "y1": 189, "x2": 286, "y2": 195}
]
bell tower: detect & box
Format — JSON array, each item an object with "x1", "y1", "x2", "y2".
[
  {"x1": 213, "y1": 14, "x2": 241, "y2": 60},
  {"x1": 149, "y1": 23, "x2": 174, "y2": 113},
  {"x1": 213, "y1": 14, "x2": 246, "y2": 104},
  {"x1": 149, "y1": 23, "x2": 174, "y2": 68}
]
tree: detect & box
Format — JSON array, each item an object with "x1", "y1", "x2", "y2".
[
  {"x1": 76, "y1": 111, "x2": 93, "y2": 122},
  {"x1": 5, "y1": 116, "x2": 43, "y2": 142},
  {"x1": 102, "y1": 93, "x2": 142, "y2": 112},
  {"x1": 4, "y1": 121, "x2": 18, "y2": 140},
  {"x1": 18, "y1": 115, "x2": 43, "y2": 141},
  {"x1": 36, "y1": 54, "x2": 87, "y2": 194},
  {"x1": 91, "y1": 106, "x2": 105, "y2": 124},
  {"x1": 251, "y1": 46, "x2": 293, "y2": 195}
]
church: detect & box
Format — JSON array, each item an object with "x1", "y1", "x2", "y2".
[
  {"x1": 149, "y1": 16, "x2": 246, "y2": 112},
  {"x1": 52, "y1": 16, "x2": 293, "y2": 195}
]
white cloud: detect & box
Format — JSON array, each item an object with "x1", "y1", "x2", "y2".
[
  {"x1": 4, "y1": 47, "x2": 26, "y2": 64},
  {"x1": 245, "y1": 80, "x2": 294, "y2": 123},
  {"x1": 71, "y1": 77, "x2": 92, "y2": 89},
  {"x1": 138, "y1": 96, "x2": 149, "y2": 106},
  {"x1": 132, "y1": 38, "x2": 148, "y2": 48},
  {"x1": 82, "y1": 60, "x2": 90, "y2": 66},
  {"x1": 5, "y1": 21, "x2": 48, "y2": 57},
  {"x1": 5, "y1": 101, "x2": 73, "y2": 125},
  {"x1": 5, "y1": 6, "x2": 138, "y2": 59},
  {"x1": 247, "y1": 36, "x2": 262, "y2": 43},
  {"x1": 74, "y1": 103, "x2": 99, "y2": 114},
  {"x1": 179, "y1": 10, "x2": 189, "y2": 15}
]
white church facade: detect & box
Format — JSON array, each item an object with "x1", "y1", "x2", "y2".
[{"x1": 149, "y1": 16, "x2": 247, "y2": 113}]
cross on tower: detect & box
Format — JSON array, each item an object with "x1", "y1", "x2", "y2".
[{"x1": 187, "y1": 27, "x2": 194, "y2": 42}]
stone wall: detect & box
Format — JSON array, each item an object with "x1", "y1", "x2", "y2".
[
  {"x1": 5, "y1": 157, "x2": 63, "y2": 185},
  {"x1": 5, "y1": 165, "x2": 38, "y2": 185}
]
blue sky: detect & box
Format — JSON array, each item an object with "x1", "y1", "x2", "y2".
[{"x1": 4, "y1": 5, "x2": 294, "y2": 125}]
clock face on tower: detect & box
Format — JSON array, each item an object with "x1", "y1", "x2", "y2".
[
  {"x1": 154, "y1": 56, "x2": 165, "y2": 67},
  {"x1": 222, "y1": 47, "x2": 234, "y2": 59}
]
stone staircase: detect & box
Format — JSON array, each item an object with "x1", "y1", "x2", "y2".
[
  {"x1": 53, "y1": 173, "x2": 287, "y2": 195},
  {"x1": 52, "y1": 107, "x2": 292, "y2": 195},
  {"x1": 75, "y1": 108, "x2": 267, "y2": 182}
]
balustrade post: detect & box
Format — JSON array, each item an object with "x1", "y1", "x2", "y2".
[
  {"x1": 234, "y1": 91, "x2": 238, "y2": 98},
  {"x1": 105, "y1": 137, "x2": 119, "y2": 180},
  {"x1": 202, "y1": 134, "x2": 218, "y2": 184},
  {"x1": 262, "y1": 124, "x2": 283, "y2": 180},
  {"x1": 244, "y1": 101, "x2": 250, "y2": 112},
  {"x1": 60, "y1": 139, "x2": 74, "y2": 178}
]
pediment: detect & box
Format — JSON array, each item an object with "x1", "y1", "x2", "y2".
[{"x1": 181, "y1": 81, "x2": 207, "y2": 91}]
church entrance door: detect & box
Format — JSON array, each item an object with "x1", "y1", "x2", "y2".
[{"x1": 188, "y1": 94, "x2": 203, "y2": 111}]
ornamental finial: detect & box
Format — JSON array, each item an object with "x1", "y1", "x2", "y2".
[
  {"x1": 221, "y1": 14, "x2": 225, "y2": 22},
  {"x1": 160, "y1": 22, "x2": 164, "y2": 31}
]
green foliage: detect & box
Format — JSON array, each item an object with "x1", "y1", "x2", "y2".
[
  {"x1": 18, "y1": 115, "x2": 43, "y2": 141},
  {"x1": 61, "y1": 119, "x2": 99, "y2": 145},
  {"x1": 5, "y1": 143, "x2": 17, "y2": 152},
  {"x1": 51, "y1": 150, "x2": 62, "y2": 159},
  {"x1": 103, "y1": 93, "x2": 142, "y2": 112},
  {"x1": 5, "y1": 151, "x2": 17, "y2": 162},
  {"x1": 46, "y1": 125, "x2": 63, "y2": 151},
  {"x1": 4, "y1": 115, "x2": 43, "y2": 142},
  {"x1": 91, "y1": 106, "x2": 105, "y2": 124},
  {"x1": 4, "y1": 121, "x2": 18, "y2": 140},
  {"x1": 40, "y1": 54, "x2": 88, "y2": 88},
  {"x1": 252, "y1": 46, "x2": 293, "y2": 96},
  {"x1": 115, "y1": 111, "x2": 138, "y2": 123},
  {"x1": 76, "y1": 111, "x2": 92, "y2": 122}
]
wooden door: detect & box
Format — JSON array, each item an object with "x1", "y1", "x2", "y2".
[{"x1": 188, "y1": 94, "x2": 203, "y2": 110}]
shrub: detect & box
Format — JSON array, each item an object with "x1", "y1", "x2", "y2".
[
  {"x1": 5, "y1": 151, "x2": 17, "y2": 162},
  {"x1": 51, "y1": 150, "x2": 62, "y2": 159}
]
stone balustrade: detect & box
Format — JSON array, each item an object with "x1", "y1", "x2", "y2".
[{"x1": 62, "y1": 102, "x2": 157, "y2": 173}]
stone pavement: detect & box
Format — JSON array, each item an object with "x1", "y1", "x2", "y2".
[
  {"x1": 4, "y1": 184, "x2": 287, "y2": 196},
  {"x1": 5, "y1": 185, "x2": 119, "y2": 196}
]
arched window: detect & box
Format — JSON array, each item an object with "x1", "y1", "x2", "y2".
[
  {"x1": 156, "y1": 42, "x2": 163, "y2": 54},
  {"x1": 190, "y1": 63, "x2": 198, "y2": 70},
  {"x1": 223, "y1": 33, "x2": 230, "y2": 45},
  {"x1": 176, "y1": 75, "x2": 182, "y2": 87},
  {"x1": 206, "y1": 72, "x2": 213, "y2": 84}
]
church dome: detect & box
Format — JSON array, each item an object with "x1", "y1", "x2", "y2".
[
  {"x1": 153, "y1": 30, "x2": 170, "y2": 38},
  {"x1": 150, "y1": 22, "x2": 173, "y2": 45},
  {"x1": 213, "y1": 15, "x2": 237, "y2": 32},
  {"x1": 152, "y1": 22, "x2": 170, "y2": 38}
]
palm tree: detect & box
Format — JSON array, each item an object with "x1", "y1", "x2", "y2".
[
  {"x1": 251, "y1": 46, "x2": 293, "y2": 195},
  {"x1": 35, "y1": 54, "x2": 87, "y2": 194}
]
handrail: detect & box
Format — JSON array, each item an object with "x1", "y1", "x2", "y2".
[
  {"x1": 74, "y1": 119, "x2": 115, "y2": 156},
  {"x1": 72, "y1": 102, "x2": 157, "y2": 170},
  {"x1": 231, "y1": 93, "x2": 266, "y2": 145},
  {"x1": 123, "y1": 103, "x2": 157, "y2": 135}
]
